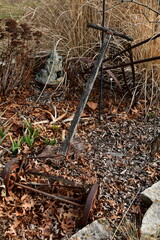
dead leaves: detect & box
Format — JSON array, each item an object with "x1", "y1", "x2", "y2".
[
  {"x1": 39, "y1": 222, "x2": 52, "y2": 237},
  {"x1": 37, "y1": 145, "x2": 60, "y2": 158},
  {"x1": 21, "y1": 199, "x2": 34, "y2": 211},
  {"x1": 0, "y1": 146, "x2": 97, "y2": 239},
  {"x1": 0, "y1": 86, "x2": 159, "y2": 240},
  {"x1": 146, "y1": 166, "x2": 159, "y2": 179},
  {"x1": 87, "y1": 101, "x2": 98, "y2": 110}
]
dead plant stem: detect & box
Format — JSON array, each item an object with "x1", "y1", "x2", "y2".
[
  {"x1": 111, "y1": 188, "x2": 141, "y2": 240},
  {"x1": 116, "y1": 0, "x2": 160, "y2": 15}
]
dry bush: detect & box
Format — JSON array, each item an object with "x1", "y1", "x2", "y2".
[
  {"x1": 0, "y1": 18, "x2": 42, "y2": 96},
  {"x1": 1, "y1": 1, "x2": 159, "y2": 104},
  {"x1": 23, "y1": 0, "x2": 103, "y2": 58},
  {"x1": 23, "y1": 1, "x2": 159, "y2": 59},
  {"x1": 24, "y1": 1, "x2": 160, "y2": 85}
]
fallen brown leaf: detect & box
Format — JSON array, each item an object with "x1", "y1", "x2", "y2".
[{"x1": 87, "y1": 101, "x2": 98, "y2": 110}]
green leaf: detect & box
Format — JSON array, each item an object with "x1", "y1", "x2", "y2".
[
  {"x1": 10, "y1": 135, "x2": 23, "y2": 155},
  {"x1": 45, "y1": 138, "x2": 56, "y2": 146}
]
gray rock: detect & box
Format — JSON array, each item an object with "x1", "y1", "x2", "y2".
[
  {"x1": 141, "y1": 202, "x2": 160, "y2": 239},
  {"x1": 140, "y1": 181, "x2": 160, "y2": 239},
  {"x1": 140, "y1": 181, "x2": 160, "y2": 206},
  {"x1": 69, "y1": 218, "x2": 113, "y2": 240}
]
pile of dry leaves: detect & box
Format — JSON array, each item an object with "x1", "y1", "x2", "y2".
[{"x1": 0, "y1": 87, "x2": 159, "y2": 239}]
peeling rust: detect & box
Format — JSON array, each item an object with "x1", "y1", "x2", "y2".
[
  {"x1": 2, "y1": 159, "x2": 98, "y2": 216},
  {"x1": 81, "y1": 183, "x2": 99, "y2": 227},
  {"x1": 2, "y1": 158, "x2": 21, "y2": 193},
  {"x1": 13, "y1": 182, "x2": 83, "y2": 207}
]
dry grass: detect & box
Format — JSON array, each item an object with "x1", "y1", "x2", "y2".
[
  {"x1": 115, "y1": 220, "x2": 140, "y2": 240},
  {"x1": 1, "y1": 0, "x2": 160, "y2": 69},
  {"x1": 22, "y1": 1, "x2": 160, "y2": 88},
  {"x1": 21, "y1": 0, "x2": 103, "y2": 58},
  {"x1": 0, "y1": 0, "x2": 160, "y2": 102}
]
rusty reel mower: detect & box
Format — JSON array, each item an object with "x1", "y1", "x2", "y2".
[{"x1": 2, "y1": 158, "x2": 99, "y2": 227}]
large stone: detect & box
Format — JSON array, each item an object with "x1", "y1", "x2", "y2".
[
  {"x1": 141, "y1": 181, "x2": 160, "y2": 202},
  {"x1": 140, "y1": 181, "x2": 160, "y2": 239},
  {"x1": 141, "y1": 202, "x2": 160, "y2": 239},
  {"x1": 140, "y1": 181, "x2": 160, "y2": 204},
  {"x1": 69, "y1": 218, "x2": 113, "y2": 240}
]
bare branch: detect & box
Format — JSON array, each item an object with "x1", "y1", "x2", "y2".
[
  {"x1": 105, "y1": 2, "x2": 123, "y2": 11},
  {"x1": 142, "y1": 12, "x2": 160, "y2": 23},
  {"x1": 115, "y1": 0, "x2": 160, "y2": 15}
]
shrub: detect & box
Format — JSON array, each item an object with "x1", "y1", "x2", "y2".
[
  {"x1": 23, "y1": 0, "x2": 160, "y2": 106},
  {"x1": 0, "y1": 18, "x2": 42, "y2": 95}
]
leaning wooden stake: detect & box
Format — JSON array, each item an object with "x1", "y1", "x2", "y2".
[{"x1": 61, "y1": 34, "x2": 112, "y2": 156}]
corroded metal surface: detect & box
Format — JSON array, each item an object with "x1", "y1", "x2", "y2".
[
  {"x1": 81, "y1": 184, "x2": 99, "y2": 226},
  {"x1": 2, "y1": 158, "x2": 21, "y2": 193},
  {"x1": 2, "y1": 158, "x2": 99, "y2": 226}
]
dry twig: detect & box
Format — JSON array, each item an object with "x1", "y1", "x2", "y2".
[{"x1": 115, "y1": 0, "x2": 160, "y2": 15}]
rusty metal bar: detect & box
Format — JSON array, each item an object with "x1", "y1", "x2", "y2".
[
  {"x1": 14, "y1": 182, "x2": 82, "y2": 207},
  {"x1": 81, "y1": 184, "x2": 99, "y2": 227},
  {"x1": 87, "y1": 22, "x2": 133, "y2": 41},
  {"x1": 128, "y1": 43, "x2": 136, "y2": 88},
  {"x1": 103, "y1": 33, "x2": 160, "y2": 63},
  {"x1": 27, "y1": 170, "x2": 74, "y2": 185},
  {"x1": 103, "y1": 55, "x2": 160, "y2": 70},
  {"x1": 2, "y1": 158, "x2": 21, "y2": 193}
]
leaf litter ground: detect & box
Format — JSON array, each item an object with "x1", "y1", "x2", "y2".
[{"x1": 0, "y1": 87, "x2": 159, "y2": 240}]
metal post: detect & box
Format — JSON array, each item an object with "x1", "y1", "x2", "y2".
[
  {"x1": 61, "y1": 34, "x2": 112, "y2": 156},
  {"x1": 99, "y1": 0, "x2": 106, "y2": 123}
]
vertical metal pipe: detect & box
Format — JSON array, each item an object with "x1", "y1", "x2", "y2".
[
  {"x1": 99, "y1": 0, "x2": 106, "y2": 123},
  {"x1": 128, "y1": 43, "x2": 136, "y2": 88}
]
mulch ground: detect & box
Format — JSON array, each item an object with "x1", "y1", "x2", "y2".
[{"x1": 0, "y1": 84, "x2": 159, "y2": 239}]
